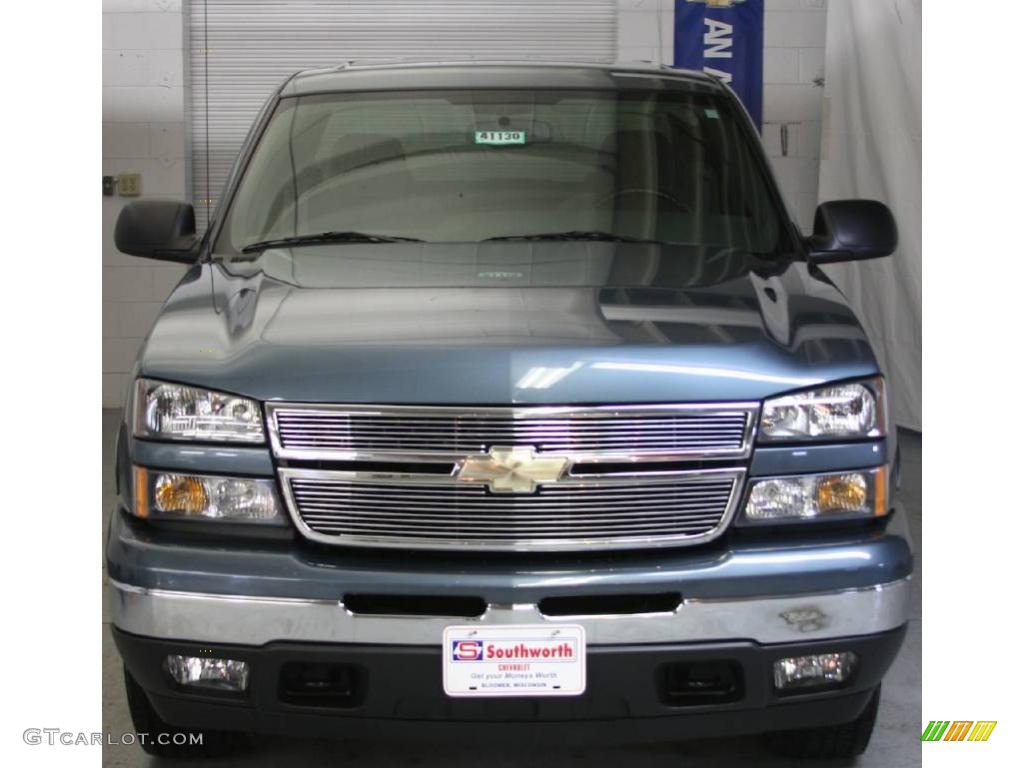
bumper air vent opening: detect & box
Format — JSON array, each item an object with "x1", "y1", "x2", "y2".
[
  {"x1": 278, "y1": 662, "x2": 364, "y2": 708},
  {"x1": 344, "y1": 593, "x2": 487, "y2": 618},
  {"x1": 539, "y1": 592, "x2": 682, "y2": 617},
  {"x1": 659, "y1": 660, "x2": 744, "y2": 707}
]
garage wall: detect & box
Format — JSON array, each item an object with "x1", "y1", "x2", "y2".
[
  {"x1": 762, "y1": 0, "x2": 828, "y2": 232},
  {"x1": 102, "y1": 0, "x2": 190, "y2": 407},
  {"x1": 617, "y1": 0, "x2": 828, "y2": 232},
  {"x1": 817, "y1": 0, "x2": 921, "y2": 429}
]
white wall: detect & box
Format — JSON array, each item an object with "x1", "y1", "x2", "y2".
[
  {"x1": 617, "y1": 0, "x2": 828, "y2": 231},
  {"x1": 762, "y1": 0, "x2": 828, "y2": 231},
  {"x1": 817, "y1": 0, "x2": 921, "y2": 429},
  {"x1": 102, "y1": 0, "x2": 828, "y2": 407},
  {"x1": 102, "y1": 0, "x2": 189, "y2": 406}
]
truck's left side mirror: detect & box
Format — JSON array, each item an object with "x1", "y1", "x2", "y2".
[
  {"x1": 805, "y1": 199, "x2": 898, "y2": 265},
  {"x1": 114, "y1": 199, "x2": 198, "y2": 263}
]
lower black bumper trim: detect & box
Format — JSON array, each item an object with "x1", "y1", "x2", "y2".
[{"x1": 113, "y1": 625, "x2": 906, "y2": 744}]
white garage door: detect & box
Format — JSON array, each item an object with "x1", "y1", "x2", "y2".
[{"x1": 188, "y1": 0, "x2": 618, "y2": 229}]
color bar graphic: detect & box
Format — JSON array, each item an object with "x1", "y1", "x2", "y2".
[{"x1": 922, "y1": 720, "x2": 996, "y2": 742}]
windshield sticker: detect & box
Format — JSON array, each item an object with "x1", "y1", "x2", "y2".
[
  {"x1": 475, "y1": 130, "x2": 527, "y2": 146},
  {"x1": 705, "y1": 108, "x2": 720, "y2": 119}
]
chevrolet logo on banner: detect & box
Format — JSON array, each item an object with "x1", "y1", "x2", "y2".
[{"x1": 457, "y1": 447, "x2": 569, "y2": 493}]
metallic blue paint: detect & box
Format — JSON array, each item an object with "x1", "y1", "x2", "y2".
[
  {"x1": 137, "y1": 245, "x2": 878, "y2": 405},
  {"x1": 106, "y1": 505, "x2": 912, "y2": 602},
  {"x1": 750, "y1": 440, "x2": 887, "y2": 476},
  {"x1": 133, "y1": 439, "x2": 275, "y2": 477}
]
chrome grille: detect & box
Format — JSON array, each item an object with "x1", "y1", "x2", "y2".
[
  {"x1": 268, "y1": 403, "x2": 758, "y2": 462},
  {"x1": 282, "y1": 469, "x2": 744, "y2": 552}
]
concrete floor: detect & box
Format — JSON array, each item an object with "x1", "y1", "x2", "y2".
[{"x1": 102, "y1": 409, "x2": 921, "y2": 766}]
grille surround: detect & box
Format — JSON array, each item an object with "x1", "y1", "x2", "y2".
[
  {"x1": 269, "y1": 402, "x2": 756, "y2": 552},
  {"x1": 267, "y1": 402, "x2": 759, "y2": 464},
  {"x1": 280, "y1": 467, "x2": 745, "y2": 552}
]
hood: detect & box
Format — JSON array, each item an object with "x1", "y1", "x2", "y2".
[{"x1": 139, "y1": 242, "x2": 877, "y2": 404}]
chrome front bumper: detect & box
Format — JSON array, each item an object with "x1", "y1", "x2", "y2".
[{"x1": 109, "y1": 576, "x2": 911, "y2": 647}]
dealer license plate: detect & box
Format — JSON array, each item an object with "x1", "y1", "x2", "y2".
[{"x1": 442, "y1": 624, "x2": 586, "y2": 697}]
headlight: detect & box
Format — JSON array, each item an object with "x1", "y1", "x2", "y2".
[
  {"x1": 132, "y1": 467, "x2": 284, "y2": 524},
  {"x1": 133, "y1": 379, "x2": 264, "y2": 443},
  {"x1": 759, "y1": 378, "x2": 884, "y2": 442},
  {"x1": 741, "y1": 467, "x2": 888, "y2": 523}
]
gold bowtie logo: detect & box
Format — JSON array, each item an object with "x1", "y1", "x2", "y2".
[{"x1": 457, "y1": 447, "x2": 570, "y2": 494}]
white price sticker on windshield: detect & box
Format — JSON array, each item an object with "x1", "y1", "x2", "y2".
[
  {"x1": 443, "y1": 625, "x2": 585, "y2": 697},
  {"x1": 475, "y1": 130, "x2": 526, "y2": 145}
]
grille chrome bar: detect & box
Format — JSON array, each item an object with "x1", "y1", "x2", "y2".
[
  {"x1": 267, "y1": 402, "x2": 759, "y2": 463},
  {"x1": 280, "y1": 467, "x2": 745, "y2": 552}
]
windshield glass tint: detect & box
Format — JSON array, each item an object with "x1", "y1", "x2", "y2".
[{"x1": 216, "y1": 89, "x2": 791, "y2": 256}]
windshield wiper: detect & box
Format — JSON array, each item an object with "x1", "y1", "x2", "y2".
[
  {"x1": 483, "y1": 230, "x2": 660, "y2": 244},
  {"x1": 241, "y1": 231, "x2": 423, "y2": 253}
]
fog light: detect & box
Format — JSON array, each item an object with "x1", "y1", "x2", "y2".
[
  {"x1": 164, "y1": 655, "x2": 250, "y2": 692},
  {"x1": 772, "y1": 652, "x2": 857, "y2": 692}
]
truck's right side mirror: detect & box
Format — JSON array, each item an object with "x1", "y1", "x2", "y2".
[
  {"x1": 114, "y1": 199, "x2": 198, "y2": 263},
  {"x1": 805, "y1": 199, "x2": 898, "y2": 265}
]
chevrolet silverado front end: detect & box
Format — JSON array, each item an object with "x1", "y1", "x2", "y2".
[{"x1": 107, "y1": 62, "x2": 909, "y2": 759}]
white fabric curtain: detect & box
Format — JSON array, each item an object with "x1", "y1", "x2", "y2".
[{"x1": 817, "y1": 0, "x2": 922, "y2": 430}]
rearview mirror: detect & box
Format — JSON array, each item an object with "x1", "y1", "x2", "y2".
[
  {"x1": 114, "y1": 200, "x2": 198, "y2": 263},
  {"x1": 805, "y1": 200, "x2": 898, "y2": 264}
]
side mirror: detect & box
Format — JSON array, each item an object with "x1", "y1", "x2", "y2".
[
  {"x1": 114, "y1": 200, "x2": 198, "y2": 263},
  {"x1": 805, "y1": 200, "x2": 898, "y2": 264}
]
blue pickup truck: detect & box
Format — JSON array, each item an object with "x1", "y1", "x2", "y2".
[{"x1": 108, "y1": 61, "x2": 909, "y2": 759}]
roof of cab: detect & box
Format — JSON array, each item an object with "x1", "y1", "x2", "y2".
[{"x1": 279, "y1": 60, "x2": 723, "y2": 97}]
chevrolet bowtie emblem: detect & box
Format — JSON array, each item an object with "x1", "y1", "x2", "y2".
[{"x1": 457, "y1": 447, "x2": 570, "y2": 494}]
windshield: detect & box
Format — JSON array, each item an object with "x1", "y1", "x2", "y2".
[{"x1": 215, "y1": 88, "x2": 793, "y2": 257}]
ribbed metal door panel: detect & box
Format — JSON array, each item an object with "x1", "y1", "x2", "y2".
[{"x1": 188, "y1": 0, "x2": 617, "y2": 230}]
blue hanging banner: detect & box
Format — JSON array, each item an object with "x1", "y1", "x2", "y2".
[{"x1": 674, "y1": 0, "x2": 764, "y2": 129}]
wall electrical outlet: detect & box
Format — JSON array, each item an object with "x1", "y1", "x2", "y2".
[
  {"x1": 118, "y1": 173, "x2": 142, "y2": 196},
  {"x1": 102, "y1": 176, "x2": 115, "y2": 196}
]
